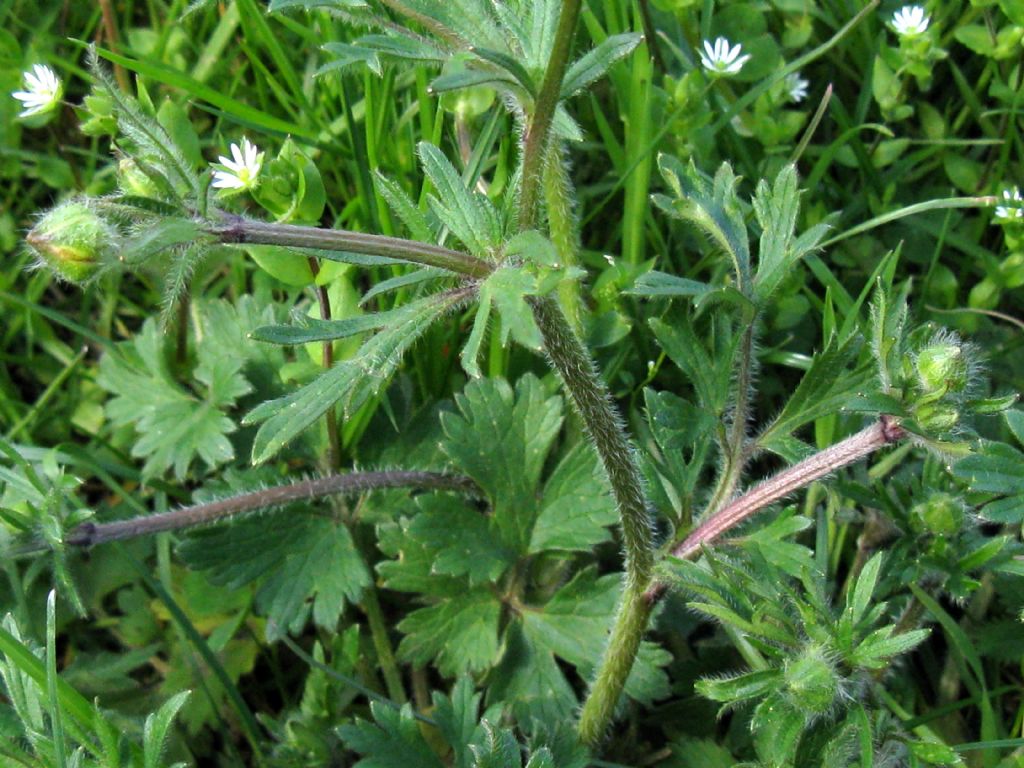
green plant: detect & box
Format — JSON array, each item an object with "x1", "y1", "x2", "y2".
[{"x1": 3, "y1": 0, "x2": 1024, "y2": 765}]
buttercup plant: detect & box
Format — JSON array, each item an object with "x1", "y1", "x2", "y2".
[{"x1": 3, "y1": 0, "x2": 1022, "y2": 764}]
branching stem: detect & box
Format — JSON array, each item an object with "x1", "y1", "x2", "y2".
[
  {"x1": 207, "y1": 215, "x2": 493, "y2": 278},
  {"x1": 61, "y1": 471, "x2": 480, "y2": 548},
  {"x1": 644, "y1": 417, "x2": 906, "y2": 602}
]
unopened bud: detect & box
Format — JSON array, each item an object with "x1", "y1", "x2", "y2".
[
  {"x1": 26, "y1": 202, "x2": 115, "y2": 283},
  {"x1": 916, "y1": 340, "x2": 968, "y2": 396},
  {"x1": 784, "y1": 645, "x2": 839, "y2": 715},
  {"x1": 915, "y1": 402, "x2": 960, "y2": 432},
  {"x1": 910, "y1": 492, "x2": 964, "y2": 537}
]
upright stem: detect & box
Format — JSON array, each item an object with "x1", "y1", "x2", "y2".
[
  {"x1": 531, "y1": 296, "x2": 654, "y2": 747},
  {"x1": 511, "y1": 0, "x2": 655, "y2": 746},
  {"x1": 517, "y1": 0, "x2": 582, "y2": 231}
]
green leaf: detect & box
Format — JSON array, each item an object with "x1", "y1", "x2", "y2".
[
  {"x1": 751, "y1": 164, "x2": 830, "y2": 302},
  {"x1": 649, "y1": 316, "x2": 732, "y2": 416},
  {"x1": 847, "y1": 552, "x2": 883, "y2": 627},
  {"x1": 482, "y1": 267, "x2": 543, "y2": 351},
  {"x1": 245, "y1": 290, "x2": 462, "y2": 463},
  {"x1": 470, "y1": 47, "x2": 536, "y2": 95},
  {"x1": 625, "y1": 270, "x2": 713, "y2": 300},
  {"x1": 953, "y1": 442, "x2": 1024, "y2": 495},
  {"x1": 143, "y1": 690, "x2": 191, "y2": 768},
  {"x1": 696, "y1": 669, "x2": 782, "y2": 704},
  {"x1": 432, "y1": 678, "x2": 485, "y2": 768},
  {"x1": 471, "y1": 723, "x2": 522, "y2": 768},
  {"x1": 441, "y1": 375, "x2": 562, "y2": 551},
  {"x1": 178, "y1": 510, "x2": 370, "y2": 641},
  {"x1": 655, "y1": 155, "x2": 751, "y2": 294},
  {"x1": 460, "y1": 292, "x2": 492, "y2": 379},
  {"x1": 121, "y1": 217, "x2": 203, "y2": 265},
  {"x1": 528, "y1": 443, "x2": 617, "y2": 552},
  {"x1": 752, "y1": 695, "x2": 804, "y2": 767},
  {"x1": 485, "y1": 621, "x2": 578, "y2": 724},
  {"x1": 339, "y1": 701, "x2": 445, "y2": 768},
  {"x1": 404, "y1": 496, "x2": 514, "y2": 585},
  {"x1": 757, "y1": 334, "x2": 869, "y2": 452},
  {"x1": 374, "y1": 172, "x2": 439, "y2": 244},
  {"x1": 849, "y1": 627, "x2": 930, "y2": 669},
  {"x1": 418, "y1": 142, "x2": 501, "y2": 258},
  {"x1": 561, "y1": 33, "x2": 642, "y2": 98},
  {"x1": 397, "y1": 588, "x2": 503, "y2": 676},
  {"x1": 98, "y1": 318, "x2": 250, "y2": 479},
  {"x1": 250, "y1": 312, "x2": 393, "y2": 345}
]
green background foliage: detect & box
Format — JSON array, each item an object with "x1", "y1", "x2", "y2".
[{"x1": 1, "y1": 0, "x2": 1024, "y2": 765}]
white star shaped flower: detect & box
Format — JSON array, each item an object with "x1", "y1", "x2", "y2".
[
  {"x1": 12, "y1": 64, "x2": 63, "y2": 118},
  {"x1": 786, "y1": 72, "x2": 810, "y2": 103},
  {"x1": 699, "y1": 37, "x2": 751, "y2": 76},
  {"x1": 891, "y1": 6, "x2": 930, "y2": 37},
  {"x1": 211, "y1": 137, "x2": 263, "y2": 191},
  {"x1": 994, "y1": 187, "x2": 1024, "y2": 222}
]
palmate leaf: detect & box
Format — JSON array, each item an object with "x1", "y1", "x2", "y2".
[
  {"x1": 440, "y1": 375, "x2": 562, "y2": 552},
  {"x1": 98, "y1": 319, "x2": 251, "y2": 479},
  {"x1": 396, "y1": 588, "x2": 503, "y2": 676},
  {"x1": 244, "y1": 288, "x2": 466, "y2": 463},
  {"x1": 528, "y1": 443, "x2": 617, "y2": 552},
  {"x1": 341, "y1": 678, "x2": 537, "y2": 768},
  {"x1": 178, "y1": 507, "x2": 370, "y2": 642}
]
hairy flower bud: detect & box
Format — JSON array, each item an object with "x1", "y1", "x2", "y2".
[
  {"x1": 916, "y1": 339, "x2": 968, "y2": 397},
  {"x1": 26, "y1": 201, "x2": 116, "y2": 283},
  {"x1": 910, "y1": 492, "x2": 964, "y2": 537},
  {"x1": 783, "y1": 645, "x2": 839, "y2": 716}
]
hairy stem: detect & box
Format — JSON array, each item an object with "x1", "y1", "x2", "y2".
[
  {"x1": 531, "y1": 296, "x2": 654, "y2": 746},
  {"x1": 517, "y1": 0, "x2": 582, "y2": 231},
  {"x1": 644, "y1": 417, "x2": 906, "y2": 602},
  {"x1": 543, "y1": 142, "x2": 582, "y2": 328},
  {"x1": 61, "y1": 471, "x2": 480, "y2": 548},
  {"x1": 509, "y1": 0, "x2": 655, "y2": 745},
  {"x1": 207, "y1": 215, "x2": 493, "y2": 278},
  {"x1": 702, "y1": 322, "x2": 758, "y2": 522}
]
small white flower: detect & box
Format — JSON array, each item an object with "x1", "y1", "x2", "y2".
[
  {"x1": 12, "y1": 64, "x2": 63, "y2": 118},
  {"x1": 891, "y1": 5, "x2": 930, "y2": 37},
  {"x1": 700, "y1": 37, "x2": 751, "y2": 76},
  {"x1": 994, "y1": 187, "x2": 1024, "y2": 221},
  {"x1": 785, "y1": 72, "x2": 810, "y2": 103},
  {"x1": 211, "y1": 137, "x2": 263, "y2": 191}
]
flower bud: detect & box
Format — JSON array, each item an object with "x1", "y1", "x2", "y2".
[
  {"x1": 910, "y1": 492, "x2": 964, "y2": 537},
  {"x1": 117, "y1": 158, "x2": 161, "y2": 199},
  {"x1": 26, "y1": 202, "x2": 116, "y2": 283},
  {"x1": 783, "y1": 645, "x2": 839, "y2": 716},
  {"x1": 916, "y1": 339, "x2": 968, "y2": 396},
  {"x1": 914, "y1": 402, "x2": 960, "y2": 432}
]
